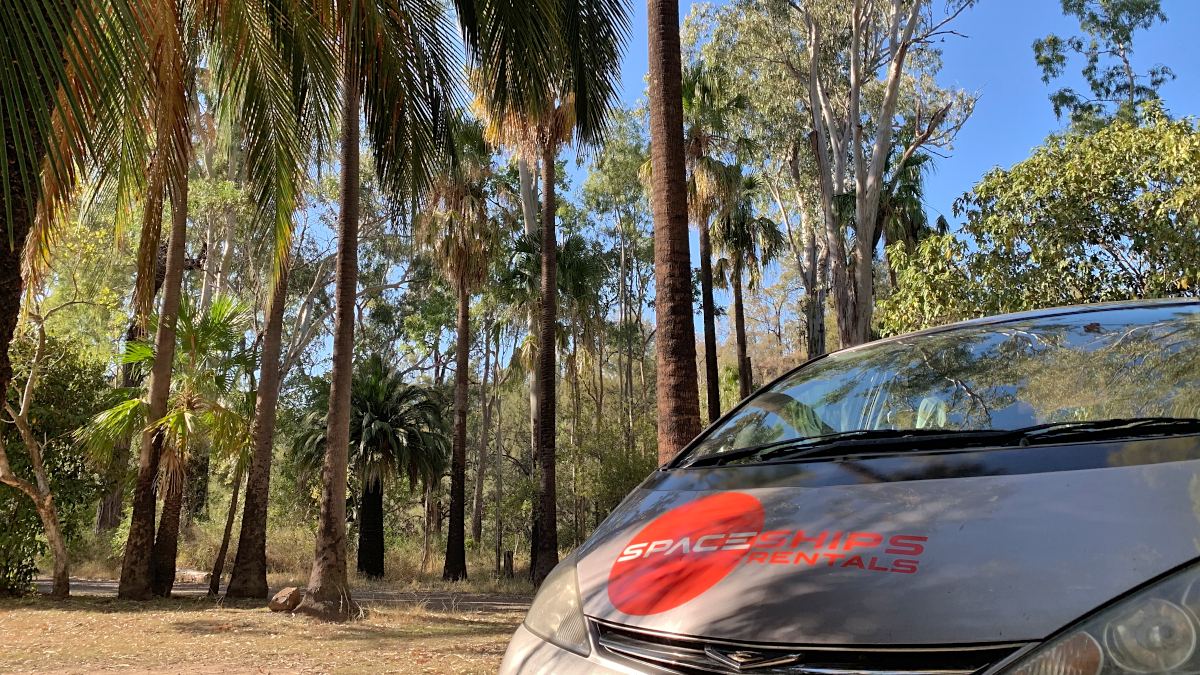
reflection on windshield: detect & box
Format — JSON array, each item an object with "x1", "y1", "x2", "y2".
[{"x1": 685, "y1": 305, "x2": 1200, "y2": 464}]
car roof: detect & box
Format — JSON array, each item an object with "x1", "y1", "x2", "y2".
[{"x1": 840, "y1": 297, "x2": 1200, "y2": 356}]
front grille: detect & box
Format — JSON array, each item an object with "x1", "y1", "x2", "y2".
[{"x1": 592, "y1": 620, "x2": 1026, "y2": 674}]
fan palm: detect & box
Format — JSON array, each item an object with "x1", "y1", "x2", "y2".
[
  {"x1": 414, "y1": 115, "x2": 497, "y2": 581},
  {"x1": 79, "y1": 295, "x2": 253, "y2": 597},
  {"x1": 291, "y1": 355, "x2": 449, "y2": 579},
  {"x1": 713, "y1": 171, "x2": 785, "y2": 401},
  {"x1": 683, "y1": 61, "x2": 748, "y2": 424}
]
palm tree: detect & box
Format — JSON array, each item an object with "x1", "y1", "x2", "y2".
[
  {"x1": 415, "y1": 116, "x2": 496, "y2": 581},
  {"x1": 473, "y1": 0, "x2": 629, "y2": 586},
  {"x1": 207, "y1": 385, "x2": 254, "y2": 597},
  {"x1": 80, "y1": 295, "x2": 253, "y2": 597},
  {"x1": 870, "y1": 151, "x2": 945, "y2": 287},
  {"x1": 648, "y1": 0, "x2": 703, "y2": 465},
  {"x1": 298, "y1": 0, "x2": 561, "y2": 617},
  {"x1": 682, "y1": 61, "x2": 746, "y2": 424},
  {"x1": 293, "y1": 355, "x2": 449, "y2": 579},
  {"x1": 713, "y1": 172, "x2": 784, "y2": 401},
  {"x1": 0, "y1": 1, "x2": 143, "y2": 417},
  {"x1": 3, "y1": 0, "x2": 332, "y2": 600}
]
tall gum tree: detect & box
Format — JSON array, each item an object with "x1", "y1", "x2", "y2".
[
  {"x1": 685, "y1": 2, "x2": 829, "y2": 358},
  {"x1": 795, "y1": 0, "x2": 975, "y2": 347}
]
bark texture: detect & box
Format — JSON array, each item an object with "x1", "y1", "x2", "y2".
[
  {"x1": 732, "y1": 265, "x2": 751, "y2": 401},
  {"x1": 698, "y1": 222, "x2": 720, "y2": 423},
  {"x1": 648, "y1": 0, "x2": 702, "y2": 465},
  {"x1": 150, "y1": 464, "x2": 185, "y2": 596},
  {"x1": 531, "y1": 144, "x2": 559, "y2": 586},
  {"x1": 470, "y1": 320, "x2": 491, "y2": 544},
  {"x1": 357, "y1": 478, "x2": 385, "y2": 578},
  {"x1": 226, "y1": 259, "x2": 290, "y2": 599},
  {"x1": 119, "y1": 175, "x2": 189, "y2": 600},
  {"x1": 296, "y1": 70, "x2": 358, "y2": 620},
  {"x1": 443, "y1": 281, "x2": 469, "y2": 581}
]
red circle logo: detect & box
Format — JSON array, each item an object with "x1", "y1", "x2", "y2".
[{"x1": 608, "y1": 492, "x2": 764, "y2": 615}]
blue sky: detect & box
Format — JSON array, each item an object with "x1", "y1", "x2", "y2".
[{"x1": 608, "y1": 0, "x2": 1199, "y2": 228}]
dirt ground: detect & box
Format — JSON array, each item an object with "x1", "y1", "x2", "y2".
[{"x1": 0, "y1": 587, "x2": 530, "y2": 674}]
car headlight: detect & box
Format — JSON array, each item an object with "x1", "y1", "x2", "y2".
[
  {"x1": 1005, "y1": 561, "x2": 1200, "y2": 674},
  {"x1": 523, "y1": 560, "x2": 590, "y2": 657}
]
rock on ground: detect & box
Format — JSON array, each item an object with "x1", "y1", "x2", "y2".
[{"x1": 269, "y1": 587, "x2": 304, "y2": 612}]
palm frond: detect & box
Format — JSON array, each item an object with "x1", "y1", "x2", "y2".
[
  {"x1": 206, "y1": 0, "x2": 337, "y2": 284},
  {"x1": 1, "y1": 0, "x2": 148, "y2": 246},
  {"x1": 77, "y1": 396, "x2": 149, "y2": 466}
]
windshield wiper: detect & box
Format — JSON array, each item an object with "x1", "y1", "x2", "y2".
[
  {"x1": 1014, "y1": 416, "x2": 1200, "y2": 443},
  {"x1": 679, "y1": 417, "x2": 1200, "y2": 468},
  {"x1": 681, "y1": 428, "x2": 1017, "y2": 468}
]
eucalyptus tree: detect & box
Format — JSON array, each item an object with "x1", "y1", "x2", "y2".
[
  {"x1": 792, "y1": 0, "x2": 974, "y2": 347},
  {"x1": 713, "y1": 172, "x2": 784, "y2": 400},
  {"x1": 292, "y1": 355, "x2": 449, "y2": 579},
  {"x1": 648, "y1": 0, "x2": 703, "y2": 463},
  {"x1": 415, "y1": 116, "x2": 497, "y2": 581},
  {"x1": 685, "y1": 1, "x2": 828, "y2": 359},
  {"x1": 1034, "y1": 0, "x2": 1173, "y2": 129},
  {"x1": 582, "y1": 109, "x2": 650, "y2": 451}
]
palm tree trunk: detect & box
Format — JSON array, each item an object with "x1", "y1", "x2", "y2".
[
  {"x1": 698, "y1": 220, "x2": 720, "y2": 423},
  {"x1": 444, "y1": 281, "x2": 470, "y2": 581},
  {"x1": 732, "y1": 264, "x2": 751, "y2": 400},
  {"x1": 357, "y1": 477, "x2": 385, "y2": 579},
  {"x1": 0, "y1": 34, "x2": 44, "y2": 429},
  {"x1": 208, "y1": 460, "x2": 244, "y2": 596},
  {"x1": 492, "y1": 331, "x2": 504, "y2": 577},
  {"x1": 150, "y1": 462, "x2": 186, "y2": 597},
  {"x1": 470, "y1": 318, "x2": 491, "y2": 544},
  {"x1": 531, "y1": 142, "x2": 559, "y2": 586},
  {"x1": 96, "y1": 324, "x2": 147, "y2": 531},
  {"x1": 97, "y1": 245, "x2": 171, "y2": 533},
  {"x1": 525, "y1": 159, "x2": 541, "y2": 580},
  {"x1": 225, "y1": 257, "x2": 291, "y2": 599},
  {"x1": 184, "y1": 444, "x2": 209, "y2": 524},
  {"x1": 119, "y1": 172, "x2": 189, "y2": 601},
  {"x1": 420, "y1": 479, "x2": 433, "y2": 573},
  {"x1": 648, "y1": 0, "x2": 702, "y2": 465},
  {"x1": 297, "y1": 67, "x2": 359, "y2": 620}
]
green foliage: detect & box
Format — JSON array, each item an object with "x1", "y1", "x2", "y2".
[
  {"x1": 880, "y1": 110, "x2": 1200, "y2": 336},
  {"x1": 1033, "y1": 0, "x2": 1173, "y2": 128},
  {"x1": 0, "y1": 335, "x2": 109, "y2": 593},
  {"x1": 291, "y1": 354, "x2": 451, "y2": 491}
]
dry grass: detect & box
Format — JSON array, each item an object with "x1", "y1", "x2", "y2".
[{"x1": 0, "y1": 594, "x2": 525, "y2": 674}]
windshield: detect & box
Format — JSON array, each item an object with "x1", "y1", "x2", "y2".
[{"x1": 679, "y1": 304, "x2": 1200, "y2": 466}]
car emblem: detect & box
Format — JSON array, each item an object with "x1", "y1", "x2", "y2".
[{"x1": 704, "y1": 645, "x2": 803, "y2": 671}]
